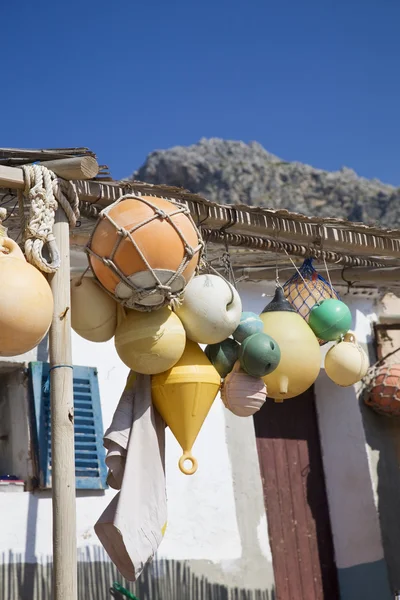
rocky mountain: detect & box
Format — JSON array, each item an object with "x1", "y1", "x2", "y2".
[{"x1": 133, "y1": 138, "x2": 400, "y2": 228}]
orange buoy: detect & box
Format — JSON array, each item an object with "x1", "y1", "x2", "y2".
[
  {"x1": 86, "y1": 194, "x2": 203, "y2": 311},
  {"x1": 364, "y1": 364, "x2": 400, "y2": 417},
  {"x1": 151, "y1": 340, "x2": 221, "y2": 475},
  {"x1": 0, "y1": 238, "x2": 53, "y2": 356}
]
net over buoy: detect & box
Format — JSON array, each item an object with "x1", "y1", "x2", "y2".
[{"x1": 86, "y1": 194, "x2": 203, "y2": 311}]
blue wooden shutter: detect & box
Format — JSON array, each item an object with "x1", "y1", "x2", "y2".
[{"x1": 29, "y1": 362, "x2": 108, "y2": 490}]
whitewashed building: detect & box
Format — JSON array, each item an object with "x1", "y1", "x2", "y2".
[{"x1": 0, "y1": 171, "x2": 399, "y2": 600}]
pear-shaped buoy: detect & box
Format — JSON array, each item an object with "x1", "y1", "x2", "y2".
[
  {"x1": 325, "y1": 332, "x2": 369, "y2": 386},
  {"x1": 174, "y1": 274, "x2": 242, "y2": 344},
  {"x1": 151, "y1": 340, "x2": 221, "y2": 475},
  {"x1": 0, "y1": 238, "x2": 53, "y2": 356},
  {"x1": 308, "y1": 298, "x2": 352, "y2": 341},
  {"x1": 259, "y1": 287, "x2": 321, "y2": 401}
]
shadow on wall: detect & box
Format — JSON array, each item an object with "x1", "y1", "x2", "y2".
[
  {"x1": 361, "y1": 398, "x2": 400, "y2": 594},
  {"x1": 0, "y1": 551, "x2": 275, "y2": 600}
]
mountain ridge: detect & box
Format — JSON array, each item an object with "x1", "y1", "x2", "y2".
[{"x1": 133, "y1": 138, "x2": 400, "y2": 228}]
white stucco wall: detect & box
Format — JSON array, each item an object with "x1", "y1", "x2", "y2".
[
  {"x1": 0, "y1": 278, "x2": 392, "y2": 595},
  {"x1": 0, "y1": 282, "x2": 273, "y2": 589}
]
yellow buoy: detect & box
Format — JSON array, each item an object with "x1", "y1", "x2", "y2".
[
  {"x1": 0, "y1": 237, "x2": 53, "y2": 356},
  {"x1": 115, "y1": 306, "x2": 186, "y2": 375},
  {"x1": 71, "y1": 276, "x2": 118, "y2": 342},
  {"x1": 151, "y1": 340, "x2": 221, "y2": 475},
  {"x1": 260, "y1": 287, "x2": 321, "y2": 401},
  {"x1": 325, "y1": 332, "x2": 369, "y2": 387}
]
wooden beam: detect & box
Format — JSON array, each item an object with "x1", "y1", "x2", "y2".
[
  {"x1": 0, "y1": 164, "x2": 24, "y2": 189},
  {"x1": 2, "y1": 164, "x2": 400, "y2": 261},
  {"x1": 38, "y1": 156, "x2": 99, "y2": 180},
  {"x1": 49, "y1": 208, "x2": 77, "y2": 600}
]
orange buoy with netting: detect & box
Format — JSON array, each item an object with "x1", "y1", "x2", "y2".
[
  {"x1": 86, "y1": 194, "x2": 203, "y2": 311},
  {"x1": 364, "y1": 364, "x2": 400, "y2": 417}
]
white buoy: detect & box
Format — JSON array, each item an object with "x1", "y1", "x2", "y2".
[{"x1": 175, "y1": 274, "x2": 242, "y2": 344}]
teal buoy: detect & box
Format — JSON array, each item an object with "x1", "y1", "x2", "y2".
[
  {"x1": 233, "y1": 311, "x2": 264, "y2": 343},
  {"x1": 239, "y1": 332, "x2": 281, "y2": 378},
  {"x1": 308, "y1": 298, "x2": 352, "y2": 341},
  {"x1": 205, "y1": 338, "x2": 240, "y2": 378}
]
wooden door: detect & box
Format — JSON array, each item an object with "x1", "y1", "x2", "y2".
[{"x1": 254, "y1": 387, "x2": 339, "y2": 600}]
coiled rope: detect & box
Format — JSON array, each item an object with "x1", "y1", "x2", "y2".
[{"x1": 18, "y1": 164, "x2": 80, "y2": 273}]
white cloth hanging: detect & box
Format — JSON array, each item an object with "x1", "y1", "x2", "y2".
[{"x1": 95, "y1": 372, "x2": 167, "y2": 581}]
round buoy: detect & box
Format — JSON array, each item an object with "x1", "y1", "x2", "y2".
[
  {"x1": 175, "y1": 274, "x2": 242, "y2": 344},
  {"x1": 0, "y1": 238, "x2": 53, "y2": 357},
  {"x1": 308, "y1": 298, "x2": 352, "y2": 341},
  {"x1": 364, "y1": 364, "x2": 400, "y2": 417},
  {"x1": 233, "y1": 312, "x2": 264, "y2": 343},
  {"x1": 205, "y1": 338, "x2": 240, "y2": 378},
  {"x1": 71, "y1": 277, "x2": 117, "y2": 342},
  {"x1": 325, "y1": 333, "x2": 369, "y2": 386},
  {"x1": 87, "y1": 195, "x2": 203, "y2": 310},
  {"x1": 239, "y1": 332, "x2": 281, "y2": 378},
  {"x1": 221, "y1": 361, "x2": 267, "y2": 417},
  {"x1": 115, "y1": 307, "x2": 186, "y2": 374}
]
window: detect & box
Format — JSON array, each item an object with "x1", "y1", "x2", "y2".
[
  {"x1": 0, "y1": 366, "x2": 32, "y2": 492},
  {"x1": 28, "y1": 362, "x2": 108, "y2": 491}
]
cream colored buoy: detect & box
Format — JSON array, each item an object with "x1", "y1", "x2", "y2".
[
  {"x1": 174, "y1": 274, "x2": 242, "y2": 344},
  {"x1": 115, "y1": 306, "x2": 186, "y2": 374},
  {"x1": 0, "y1": 238, "x2": 53, "y2": 356},
  {"x1": 71, "y1": 277, "x2": 117, "y2": 342},
  {"x1": 221, "y1": 361, "x2": 267, "y2": 417},
  {"x1": 260, "y1": 287, "x2": 321, "y2": 401},
  {"x1": 325, "y1": 332, "x2": 369, "y2": 387}
]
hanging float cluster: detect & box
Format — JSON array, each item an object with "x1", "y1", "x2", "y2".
[{"x1": 71, "y1": 197, "x2": 370, "y2": 475}]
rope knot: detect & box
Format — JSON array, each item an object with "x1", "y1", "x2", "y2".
[
  {"x1": 19, "y1": 164, "x2": 81, "y2": 273},
  {"x1": 155, "y1": 208, "x2": 167, "y2": 220}
]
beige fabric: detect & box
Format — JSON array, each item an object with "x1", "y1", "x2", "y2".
[{"x1": 95, "y1": 372, "x2": 167, "y2": 581}]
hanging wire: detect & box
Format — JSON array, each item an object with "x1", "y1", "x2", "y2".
[
  {"x1": 273, "y1": 218, "x2": 282, "y2": 289},
  {"x1": 323, "y1": 254, "x2": 334, "y2": 292}
]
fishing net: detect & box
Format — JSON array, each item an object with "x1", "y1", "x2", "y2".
[
  {"x1": 363, "y1": 348, "x2": 400, "y2": 418},
  {"x1": 283, "y1": 258, "x2": 340, "y2": 346}
]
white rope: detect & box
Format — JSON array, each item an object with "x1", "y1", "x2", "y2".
[{"x1": 19, "y1": 164, "x2": 80, "y2": 273}]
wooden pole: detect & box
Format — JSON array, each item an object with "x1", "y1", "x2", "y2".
[
  {"x1": 49, "y1": 207, "x2": 77, "y2": 600},
  {"x1": 38, "y1": 156, "x2": 99, "y2": 180}
]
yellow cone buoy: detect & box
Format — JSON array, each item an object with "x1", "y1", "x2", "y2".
[
  {"x1": 151, "y1": 340, "x2": 221, "y2": 475},
  {"x1": 325, "y1": 332, "x2": 369, "y2": 386},
  {"x1": 260, "y1": 287, "x2": 321, "y2": 401},
  {"x1": 71, "y1": 276, "x2": 117, "y2": 342},
  {"x1": 115, "y1": 306, "x2": 186, "y2": 374},
  {"x1": 0, "y1": 237, "x2": 53, "y2": 356}
]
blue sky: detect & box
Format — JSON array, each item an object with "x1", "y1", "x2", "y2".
[{"x1": 1, "y1": 0, "x2": 399, "y2": 184}]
